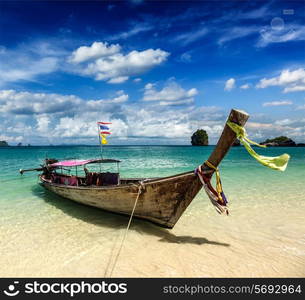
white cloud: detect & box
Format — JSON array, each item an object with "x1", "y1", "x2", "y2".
[
  {"x1": 224, "y1": 78, "x2": 235, "y2": 91},
  {"x1": 0, "y1": 89, "x2": 128, "y2": 115},
  {"x1": 240, "y1": 83, "x2": 250, "y2": 89},
  {"x1": 0, "y1": 88, "x2": 227, "y2": 144},
  {"x1": 173, "y1": 27, "x2": 208, "y2": 46},
  {"x1": 107, "y1": 76, "x2": 129, "y2": 84},
  {"x1": 0, "y1": 57, "x2": 58, "y2": 84},
  {"x1": 284, "y1": 86, "x2": 305, "y2": 93},
  {"x1": 36, "y1": 115, "x2": 51, "y2": 133},
  {"x1": 258, "y1": 24, "x2": 305, "y2": 47},
  {"x1": 143, "y1": 80, "x2": 198, "y2": 105},
  {"x1": 257, "y1": 68, "x2": 305, "y2": 93},
  {"x1": 262, "y1": 100, "x2": 293, "y2": 107},
  {"x1": 274, "y1": 119, "x2": 294, "y2": 126},
  {"x1": 0, "y1": 134, "x2": 23, "y2": 143},
  {"x1": 69, "y1": 42, "x2": 169, "y2": 83},
  {"x1": 108, "y1": 23, "x2": 153, "y2": 40},
  {"x1": 218, "y1": 26, "x2": 258, "y2": 45},
  {"x1": 69, "y1": 42, "x2": 121, "y2": 63},
  {"x1": 2, "y1": 88, "x2": 305, "y2": 145},
  {"x1": 0, "y1": 40, "x2": 72, "y2": 86},
  {"x1": 180, "y1": 52, "x2": 192, "y2": 63}
]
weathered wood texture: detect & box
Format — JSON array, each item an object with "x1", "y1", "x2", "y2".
[
  {"x1": 202, "y1": 109, "x2": 249, "y2": 177},
  {"x1": 40, "y1": 172, "x2": 201, "y2": 228}
]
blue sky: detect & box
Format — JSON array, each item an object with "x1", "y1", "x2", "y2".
[{"x1": 0, "y1": 0, "x2": 304, "y2": 145}]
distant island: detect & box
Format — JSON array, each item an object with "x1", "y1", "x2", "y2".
[
  {"x1": 0, "y1": 140, "x2": 9, "y2": 147},
  {"x1": 191, "y1": 129, "x2": 208, "y2": 146},
  {"x1": 260, "y1": 136, "x2": 305, "y2": 147}
]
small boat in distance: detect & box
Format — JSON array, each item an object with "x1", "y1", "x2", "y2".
[{"x1": 20, "y1": 109, "x2": 249, "y2": 228}]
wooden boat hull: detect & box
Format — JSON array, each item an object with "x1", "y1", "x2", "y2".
[
  {"x1": 25, "y1": 109, "x2": 249, "y2": 228},
  {"x1": 40, "y1": 172, "x2": 202, "y2": 228}
]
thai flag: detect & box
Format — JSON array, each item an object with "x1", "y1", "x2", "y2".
[
  {"x1": 99, "y1": 125, "x2": 109, "y2": 130},
  {"x1": 97, "y1": 122, "x2": 111, "y2": 134}
]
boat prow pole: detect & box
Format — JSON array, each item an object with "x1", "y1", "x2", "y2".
[{"x1": 202, "y1": 109, "x2": 249, "y2": 177}]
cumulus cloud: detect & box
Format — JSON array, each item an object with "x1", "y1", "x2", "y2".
[
  {"x1": 36, "y1": 115, "x2": 51, "y2": 133},
  {"x1": 224, "y1": 78, "x2": 235, "y2": 91},
  {"x1": 0, "y1": 88, "x2": 227, "y2": 145},
  {"x1": 240, "y1": 83, "x2": 250, "y2": 89},
  {"x1": 257, "y1": 68, "x2": 305, "y2": 93},
  {"x1": 143, "y1": 80, "x2": 198, "y2": 106},
  {"x1": 2, "y1": 87, "x2": 305, "y2": 145},
  {"x1": 262, "y1": 100, "x2": 293, "y2": 107},
  {"x1": 246, "y1": 119, "x2": 305, "y2": 142},
  {"x1": 69, "y1": 42, "x2": 121, "y2": 63},
  {"x1": 0, "y1": 89, "x2": 128, "y2": 115},
  {"x1": 69, "y1": 42, "x2": 169, "y2": 83}
]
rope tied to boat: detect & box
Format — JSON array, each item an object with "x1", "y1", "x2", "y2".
[
  {"x1": 107, "y1": 181, "x2": 145, "y2": 277},
  {"x1": 204, "y1": 160, "x2": 225, "y2": 204},
  {"x1": 196, "y1": 121, "x2": 290, "y2": 215},
  {"x1": 195, "y1": 164, "x2": 229, "y2": 215},
  {"x1": 226, "y1": 121, "x2": 290, "y2": 171}
]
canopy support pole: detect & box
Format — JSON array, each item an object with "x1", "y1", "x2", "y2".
[{"x1": 97, "y1": 123, "x2": 103, "y2": 159}]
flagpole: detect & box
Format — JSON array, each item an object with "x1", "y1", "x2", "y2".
[{"x1": 97, "y1": 123, "x2": 103, "y2": 159}]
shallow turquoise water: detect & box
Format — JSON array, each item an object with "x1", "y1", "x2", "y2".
[
  {"x1": 0, "y1": 145, "x2": 304, "y2": 277},
  {"x1": 1, "y1": 145, "x2": 304, "y2": 202}
]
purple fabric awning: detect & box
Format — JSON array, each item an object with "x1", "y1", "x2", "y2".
[
  {"x1": 49, "y1": 159, "x2": 99, "y2": 167},
  {"x1": 48, "y1": 158, "x2": 121, "y2": 168}
]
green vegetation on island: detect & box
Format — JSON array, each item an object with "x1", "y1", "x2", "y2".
[
  {"x1": 260, "y1": 136, "x2": 296, "y2": 147},
  {"x1": 0, "y1": 141, "x2": 9, "y2": 147},
  {"x1": 191, "y1": 129, "x2": 208, "y2": 146},
  {"x1": 260, "y1": 136, "x2": 305, "y2": 147}
]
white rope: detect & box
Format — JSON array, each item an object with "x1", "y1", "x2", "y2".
[{"x1": 107, "y1": 181, "x2": 144, "y2": 277}]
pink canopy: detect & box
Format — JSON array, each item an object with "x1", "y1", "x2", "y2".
[{"x1": 49, "y1": 159, "x2": 99, "y2": 167}]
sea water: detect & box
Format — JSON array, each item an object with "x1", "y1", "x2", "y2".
[{"x1": 0, "y1": 145, "x2": 304, "y2": 277}]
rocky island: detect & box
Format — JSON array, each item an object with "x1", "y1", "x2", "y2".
[
  {"x1": 0, "y1": 140, "x2": 9, "y2": 147},
  {"x1": 260, "y1": 136, "x2": 305, "y2": 147},
  {"x1": 191, "y1": 129, "x2": 208, "y2": 146}
]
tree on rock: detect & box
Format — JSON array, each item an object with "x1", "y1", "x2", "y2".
[
  {"x1": 260, "y1": 136, "x2": 296, "y2": 147},
  {"x1": 191, "y1": 129, "x2": 208, "y2": 146}
]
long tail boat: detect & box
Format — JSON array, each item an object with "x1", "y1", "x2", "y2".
[{"x1": 20, "y1": 109, "x2": 249, "y2": 228}]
